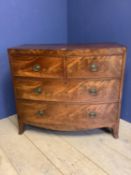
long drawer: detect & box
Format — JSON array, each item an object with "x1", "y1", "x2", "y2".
[
  {"x1": 14, "y1": 78, "x2": 120, "y2": 103},
  {"x1": 16, "y1": 101, "x2": 119, "y2": 131}
]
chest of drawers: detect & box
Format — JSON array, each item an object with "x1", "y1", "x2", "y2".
[{"x1": 8, "y1": 44, "x2": 126, "y2": 138}]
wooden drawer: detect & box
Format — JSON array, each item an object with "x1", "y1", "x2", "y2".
[
  {"x1": 67, "y1": 55, "x2": 123, "y2": 78},
  {"x1": 17, "y1": 101, "x2": 118, "y2": 131},
  {"x1": 14, "y1": 78, "x2": 120, "y2": 103},
  {"x1": 10, "y1": 56, "x2": 63, "y2": 78}
]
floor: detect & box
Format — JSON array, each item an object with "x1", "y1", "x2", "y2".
[{"x1": 0, "y1": 116, "x2": 131, "y2": 175}]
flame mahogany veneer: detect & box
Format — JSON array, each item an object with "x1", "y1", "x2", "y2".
[{"x1": 8, "y1": 44, "x2": 126, "y2": 138}]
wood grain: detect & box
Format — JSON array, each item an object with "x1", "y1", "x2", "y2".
[
  {"x1": 8, "y1": 43, "x2": 126, "y2": 57},
  {"x1": 9, "y1": 115, "x2": 131, "y2": 175},
  {"x1": 0, "y1": 119, "x2": 63, "y2": 175},
  {"x1": 16, "y1": 101, "x2": 119, "y2": 131},
  {"x1": 8, "y1": 43, "x2": 126, "y2": 137},
  {"x1": 14, "y1": 78, "x2": 120, "y2": 103},
  {"x1": 9, "y1": 56, "x2": 63, "y2": 78},
  {"x1": 7, "y1": 116, "x2": 110, "y2": 175},
  {"x1": 67, "y1": 55, "x2": 122, "y2": 78},
  {"x1": 0, "y1": 148, "x2": 18, "y2": 175},
  {"x1": 61, "y1": 127, "x2": 131, "y2": 175}
]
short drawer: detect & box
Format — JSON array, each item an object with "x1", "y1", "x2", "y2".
[
  {"x1": 17, "y1": 101, "x2": 119, "y2": 131},
  {"x1": 10, "y1": 56, "x2": 63, "y2": 78},
  {"x1": 14, "y1": 78, "x2": 120, "y2": 103},
  {"x1": 67, "y1": 55, "x2": 123, "y2": 78}
]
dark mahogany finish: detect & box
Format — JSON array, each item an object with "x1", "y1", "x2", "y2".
[
  {"x1": 14, "y1": 78, "x2": 120, "y2": 103},
  {"x1": 8, "y1": 44, "x2": 127, "y2": 138}
]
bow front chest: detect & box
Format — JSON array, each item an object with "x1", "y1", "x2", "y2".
[{"x1": 8, "y1": 44, "x2": 126, "y2": 138}]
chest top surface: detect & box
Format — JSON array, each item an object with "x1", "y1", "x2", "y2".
[{"x1": 8, "y1": 43, "x2": 126, "y2": 57}]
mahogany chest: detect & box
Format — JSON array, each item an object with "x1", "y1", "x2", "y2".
[{"x1": 8, "y1": 44, "x2": 126, "y2": 138}]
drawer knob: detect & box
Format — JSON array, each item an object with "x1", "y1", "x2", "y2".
[
  {"x1": 33, "y1": 87, "x2": 43, "y2": 95},
  {"x1": 88, "y1": 112, "x2": 97, "y2": 118},
  {"x1": 36, "y1": 110, "x2": 45, "y2": 117},
  {"x1": 88, "y1": 88, "x2": 97, "y2": 95},
  {"x1": 32, "y1": 64, "x2": 41, "y2": 72},
  {"x1": 90, "y1": 63, "x2": 98, "y2": 72}
]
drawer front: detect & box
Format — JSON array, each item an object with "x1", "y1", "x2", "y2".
[
  {"x1": 67, "y1": 55, "x2": 123, "y2": 78},
  {"x1": 10, "y1": 56, "x2": 63, "y2": 78},
  {"x1": 14, "y1": 79, "x2": 120, "y2": 103},
  {"x1": 17, "y1": 101, "x2": 119, "y2": 131}
]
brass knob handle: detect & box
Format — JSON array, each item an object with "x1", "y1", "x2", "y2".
[
  {"x1": 88, "y1": 112, "x2": 97, "y2": 118},
  {"x1": 33, "y1": 87, "x2": 43, "y2": 95},
  {"x1": 36, "y1": 110, "x2": 45, "y2": 117},
  {"x1": 90, "y1": 63, "x2": 98, "y2": 72},
  {"x1": 88, "y1": 88, "x2": 97, "y2": 95},
  {"x1": 32, "y1": 64, "x2": 41, "y2": 72}
]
